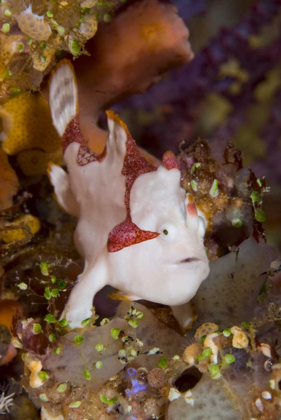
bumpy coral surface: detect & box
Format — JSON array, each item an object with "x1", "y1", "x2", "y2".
[
  {"x1": 0, "y1": 149, "x2": 18, "y2": 211},
  {"x1": 0, "y1": 0, "x2": 192, "y2": 177},
  {"x1": 14, "y1": 247, "x2": 281, "y2": 419},
  {"x1": 191, "y1": 237, "x2": 276, "y2": 329},
  {"x1": 179, "y1": 138, "x2": 267, "y2": 260},
  {"x1": 0, "y1": 0, "x2": 124, "y2": 101},
  {"x1": 14, "y1": 302, "x2": 186, "y2": 418},
  {"x1": 1, "y1": 93, "x2": 59, "y2": 154},
  {"x1": 0, "y1": 93, "x2": 62, "y2": 175}
]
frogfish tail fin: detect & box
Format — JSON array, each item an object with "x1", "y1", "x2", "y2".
[{"x1": 49, "y1": 60, "x2": 83, "y2": 152}]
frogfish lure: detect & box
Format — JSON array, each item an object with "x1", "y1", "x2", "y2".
[{"x1": 48, "y1": 60, "x2": 210, "y2": 329}]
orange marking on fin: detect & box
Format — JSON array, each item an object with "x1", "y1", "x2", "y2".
[
  {"x1": 108, "y1": 291, "x2": 131, "y2": 301},
  {"x1": 46, "y1": 161, "x2": 58, "y2": 180},
  {"x1": 106, "y1": 110, "x2": 131, "y2": 137},
  {"x1": 184, "y1": 315, "x2": 197, "y2": 331}
]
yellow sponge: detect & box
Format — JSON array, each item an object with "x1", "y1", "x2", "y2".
[
  {"x1": 1, "y1": 93, "x2": 60, "y2": 155},
  {"x1": 0, "y1": 214, "x2": 41, "y2": 243},
  {"x1": 0, "y1": 149, "x2": 19, "y2": 211},
  {"x1": 17, "y1": 148, "x2": 63, "y2": 176}
]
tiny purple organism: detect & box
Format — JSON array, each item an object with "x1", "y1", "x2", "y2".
[{"x1": 125, "y1": 367, "x2": 147, "y2": 397}]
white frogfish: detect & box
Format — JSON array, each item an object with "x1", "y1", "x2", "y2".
[{"x1": 48, "y1": 60, "x2": 210, "y2": 329}]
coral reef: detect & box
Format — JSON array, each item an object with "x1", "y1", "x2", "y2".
[
  {"x1": 14, "y1": 245, "x2": 281, "y2": 419},
  {"x1": 168, "y1": 375, "x2": 241, "y2": 419},
  {"x1": 0, "y1": 194, "x2": 43, "y2": 255},
  {"x1": 15, "y1": 301, "x2": 186, "y2": 419},
  {"x1": 0, "y1": 214, "x2": 41, "y2": 243},
  {"x1": 0, "y1": 0, "x2": 125, "y2": 101},
  {"x1": 178, "y1": 138, "x2": 268, "y2": 260},
  {"x1": 0, "y1": 0, "x2": 192, "y2": 175},
  {"x1": 0, "y1": 2, "x2": 280, "y2": 420},
  {"x1": 190, "y1": 237, "x2": 276, "y2": 329},
  {"x1": 115, "y1": 0, "x2": 281, "y2": 186}
]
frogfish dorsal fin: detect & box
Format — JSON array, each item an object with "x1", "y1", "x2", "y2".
[{"x1": 105, "y1": 111, "x2": 159, "y2": 251}]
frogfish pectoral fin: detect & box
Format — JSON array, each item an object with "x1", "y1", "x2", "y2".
[{"x1": 47, "y1": 162, "x2": 80, "y2": 218}]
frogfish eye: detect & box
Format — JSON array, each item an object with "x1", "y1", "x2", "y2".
[{"x1": 159, "y1": 223, "x2": 176, "y2": 241}]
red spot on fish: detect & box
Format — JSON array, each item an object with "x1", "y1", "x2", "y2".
[
  {"x1": 62, "y1": 115, "x2": 84, "y2": 153},
  {"x1": 63, "y1": 115, "x2": 107, "y2": 165},
  {"x1": 122, "y1": 135, "x2": 156, "y2": 213},
  {"x1": 108, "y1": 218, "x2": 159, "y2": 252},
  {"x1": 106, "y1": 111, "x2": 156, "y2": 213},
  {"x1": 162, "y1": 151, "x2": 179, "y2": 170},
  {"x1": 77, "y1": 144, "x2": 107, "y2": 166},
  {"x1": 187, "y1": 196, "x2": 197, "y2": 217}
]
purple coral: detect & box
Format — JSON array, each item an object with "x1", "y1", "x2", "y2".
[{"x1": 115, "y1": 0, "x2": 281, "y2": 186}]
